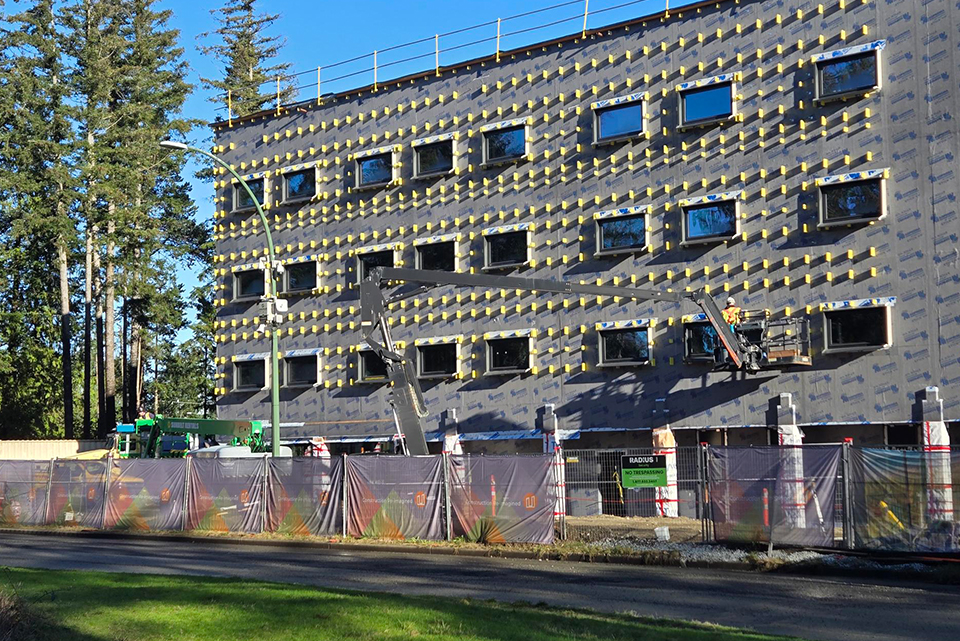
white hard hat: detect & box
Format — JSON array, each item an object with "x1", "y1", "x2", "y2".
[{"x1": 726, "y1": 297, "x2": 736, "y2": 305}]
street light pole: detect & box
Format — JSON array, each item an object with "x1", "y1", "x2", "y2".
[{"x1": 160, "y1": 140, "x2": 281, "y2": 457}]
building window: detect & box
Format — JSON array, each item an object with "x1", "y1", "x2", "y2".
[
  {"x1": 596, "y1": 211, "x2": 648, "y2": 254},
  {"x1": 816, "y1": 50, "x2": 880, "y2": 101},
  {"x1": 416, "y1": 241, "x2": 456, "y2": 272},
  {"x1": 679, "y1": 81, "x2": 735, "y2": 128},
  {"x1": 824, "y1": 307, "x2": 892, "y2": 352},
  {"x1": 284, "y1": 355, "x2": 319, "y2": 387},
  {"x1": 283, "y1": 168, "x2": 316, "y2": 203},
  {"x1": 482, "y1": 125, "x2": 526, "y2": 165},
  {"x1": 594, "y1": 101, "x2": 644, "y2": 142},
  {"x1": 358, "y1": 349, "x2": 388, "y2": 382},
  {"x1": 486, "y1": 337, "x2": 531, "y2": 374},
  {"x1": 284, "y1": 261, "x2": 318, "y2": 293},
  {"x1": 599, "y1": 328, "x2": 650, "y2": 366},
  {"x1": 233, "y1": 269, "x2": 265, "y2": 300},
  {"x1": 682, "y1": 199, "x2": 739, "y2": 244},
  {"x1": 357, "y1": 249, "x2": 395, "y2": 283},
  {"x1": 684, "y1": 321, "x2": 719, "y2": 362},
  {"x1": 417, "y1": 343, "x2": 458, "y2": 378},
  {"x1": 234, "y1": 360, "x2": 266, "y2": 391},
  {"x1": 484, "y1": 229, "x2": 529, "y2": 269},
  {"x1": 233, "y1": 178, "x2": 264, "y2": 212},
  {"x1": 414, "y1": 140, "x2": 454, "y2": 177},
  {"x1": 356, "y1": 152, "x2": 394, "y2": 188},
  {"x1": 819, "y1": 176, "x2": 884, "y2": 227}
]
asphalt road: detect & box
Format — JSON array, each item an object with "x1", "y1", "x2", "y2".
[{"x1": 1, "y1": 533, "x2": 958, "y2": 641}]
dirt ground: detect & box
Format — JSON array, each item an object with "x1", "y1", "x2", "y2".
[{"x1": 563, "y1": 515, "x2": 704, "y2": 543}]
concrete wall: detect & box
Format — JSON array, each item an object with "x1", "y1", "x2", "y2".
[{"x1": 210, "y1": 0, "x2": 960, "y2": 446}]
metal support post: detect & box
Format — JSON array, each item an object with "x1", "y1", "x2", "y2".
[
  {"x1": 442, "y1": 453, "x2": 453, "y2": 541},
  {"x1": 43, "y1": 459, "x2": 55, "y2": 525},
  {"x1": 341, "y1": 454, "x2": 349, "y2": 537},
  {"x1": 182, "y1": 456, "x2": 192, "y2": 532},
  {"x1": 841, "y1": 439, "x2": 854, "y2": 549},
  {"x1": 261, "y1": 456, "x2": 269, "y2": 534}
]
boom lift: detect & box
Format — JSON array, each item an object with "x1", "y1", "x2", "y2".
[
  {"x1": 134, "y1": 417, "x2": 266, "y2": 458},
  {"x1": 360, "y1": 267, "x2": 810, "y2": 456}
]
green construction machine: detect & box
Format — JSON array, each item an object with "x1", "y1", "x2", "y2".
[{"x1": 115, "y1": 417, "x2": 267, "y2": 459}]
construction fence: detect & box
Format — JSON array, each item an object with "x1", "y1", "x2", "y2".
[{"x1": 0, "y1": 454, "x2": 556, "y2": 544}]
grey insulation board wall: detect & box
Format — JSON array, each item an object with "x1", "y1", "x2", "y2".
[{"x1": 209, "y1": 0, "x2": 960, "y2": 438}]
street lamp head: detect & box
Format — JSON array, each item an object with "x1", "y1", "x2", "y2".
[{"x1": 159, "y1": 140, "x2": 189, "y2": 151}]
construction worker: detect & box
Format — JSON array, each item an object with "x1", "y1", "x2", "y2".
[{"x1": 722, "y1": 297, "x2": 741, "y2": 332}]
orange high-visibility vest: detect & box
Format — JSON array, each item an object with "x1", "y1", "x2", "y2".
[{"x1": 722, "y1": 306, "x2": 741, "y2": 325}]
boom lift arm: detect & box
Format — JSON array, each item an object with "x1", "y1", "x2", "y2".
[{"x1": 360, "y1": 267, "x2": 755, "y2": 455}]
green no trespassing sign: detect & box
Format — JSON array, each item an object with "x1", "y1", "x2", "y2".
[{"x1": 621, "y1": 455, "x2": 667, "y2": 488}]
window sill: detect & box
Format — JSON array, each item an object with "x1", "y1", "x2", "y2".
[
  {"x1": 357, "y1": 377, "x2": 388, "y2": 385},
  {"x1": 481, "y1": 156, "x2": 525, "y2": 169},
  {"x1": 595, "y1": 246, "x2": 647, "y2": 257},
  {"x1": 281, "y1": 288, "x2": 318, "y2": 297},
  {"x1": 413, "y1": 169, "x2": 454, "y2": 180},
  {"x1": 232, "y1": 295, "x2": 265, "y2": 303},
  {"x1": 280, "y1": 195, "x2": 315, "y2": 206},
  {"x1": 680, "y1": 235, "x2": 735, "y2": 247},
  {"x1": 418, "y1": 372, "x2": 457, "y2": 380},
  {"x1": 233, "y1": 387, "x2": 267, "y2": 393},
  {"x1": 815, "y1": 87, "x2": 877, "y2": 105},
  {"x1": 592, "y1": 132, "x2": 644, "y2": 147},
  {"x1": 598, "y1": 361, "x2": 650, "y2": 368},
  {"x1": 817, "y1": 216, "x2": 882, "y2": 229},
  {"x1": 231, "y1": 206, "x2": 260, "y2": 215},
  {"x1": 484, "y1": 368, "x2": 530, "y2": 376},
  {"x1": 684, "y1": 357, "x2": 716, "y2": 365},
  {"x1": 354, "y1": 180, "x2": 395, "y2": 191},
  {"x1": 823, "y1": 344, "x2": 890, "y2": 354},
  {"x1": 482, "y1": 262, "x2": 528, "y2": 271},
  {"x1": 283, "y1": 382, "x2": 318, "y2": 389},
  {"x1": 678, "y1": 114, "x2": 735, "y2": 131}
]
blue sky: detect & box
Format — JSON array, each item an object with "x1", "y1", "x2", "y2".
[{"x1": 164, "y1": 0, "x2": 670, "y2": 334}]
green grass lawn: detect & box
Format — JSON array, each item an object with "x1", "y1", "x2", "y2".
[{"x1": 0, "y1": 567, "x2": 802, "y2": 641}]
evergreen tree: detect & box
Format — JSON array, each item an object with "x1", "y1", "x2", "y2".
[
  {"x1": 198, "y1": 0, "x2": 293, "y2": 118},
  {"x1": 0, "y1": 0, "x2": 77, "y2": 438}
]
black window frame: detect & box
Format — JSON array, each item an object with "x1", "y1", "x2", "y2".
[
  {"x1": 678, "y1": 81, "x2": 735, "y2": 129},
  {"x1": 593, "y1": 100, "x2": 645, "y2": 143},
  {"x1": 233, "y1": 269, "x2": 265, "y2": 301},
  {"x1": 233, "y1": 177, "x2": 265, "y2": 213},
  {"x1": 415, "y1": 240, "x2": 457, "y2": 272},
  {"x1": 284, "y1": 260, "x2": 319, "y2": 293},
  {"x1": 413, "y1": 139, "x2": 455, "y2": 178},
  {"x1": 681, "y1": 199, "x2": 740, "y2": 245},
  {"x1": 599, "y1": 327, "x2": 651, "y2": 366},
  {"x1": 355, "y1": 152, "x2": 395, "y2": 188},
  {"x1": 284, "y1": 355, "x2": 319, "y2": 388},
  {"x1": 357, "y1": 249, "x2": 396, "y2": 284},
  {"x1": 684, "y1": 321, "x2": 721, "y2": 363},
  {"x1": 282, "y1": 167, "x2": 316, "y2": 203},
  {"x1": 234, "y1": 360, "x2": 266, "y2": 391},
  {"x1": 483, "y1": 230, "x2": 529, "y2": 269},
  {"x1": 815, "y1": 50, "x2": 880, "y2": 102},
  {"x1": 823, "y1": 306, "x2": 892, "y2": 353},
  {"x1": 485, "y1": 336, "x2": 531, "y2": 374},
  {"x1": 595, "y1": 212, "x2": 649, "y2": 255},
  {"x1": 818, "y1": 176, "x2": 885, "y2": 228},
  {"x1": 358, "y1": 349, "x2": 389, "y2": 383},
  {"x1": 482, "y1": 124, "x2": 527, "y2": 166},
  {"x1": 417, "y1": 342, "x2": 459, "y2": 379}
]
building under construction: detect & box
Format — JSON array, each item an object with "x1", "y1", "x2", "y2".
[{"x1": 208, "y1": 0, "x2": 960, "y2": 452}]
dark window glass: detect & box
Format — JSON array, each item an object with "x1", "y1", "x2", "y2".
[
  {"x1": 681, "y1": 83, "x2": 733, "y2": 125},
  {"x1": 486, "y1": 231, "x2": 527, "y2": 267},
  {"x1": 419, "y1": 344, "x2": 457, "y2": 377},
  {"x1": 597, "y1": 102, "x2": 644, "y2": 140},
  {"x1": 821, "y1": 179, "x2": 882, "y2": 222},
  {"x1": 286, "y1": 356, "x2": 317, "y2": 386},
  {"x1": 234, "y1": 178, "x2": 264, "y2": 211},
  {"x1": 358, "y1": 250, "x2": 394, "y2": 281},
  {"x1": 488, "y1": 337, "x2": 529, "y2": 372},
  {"x1": 484, "y1": 126, "x2": 526, "y2": 163},
  {"x1": 286, "y1": 262, "x2": 317, "y2": 292},
  {"x1": 826, "y1": 308, "x2": 887, "y2": 349},
  {"x1": 360, "y1": 350, "x2": 388, "y2": 381},
  {"x1": 416, "y1": 141, "x2": 454, "y2": 176},
  {"x1": 818, "y1": 52, "x2": 877, "y2": 98},
  {"x1": 284, "y1": 169, "x2": 315, "y2": 201},
  {"x1": 235, "y1": 360, "x2": 265, "y2": 390},
  {"x1": 601, "y1": 329, "x2": 650, "y2": 363},
  {"x1": 417, "y1": 242, "x2": 455, "y2": 271},
  {"x1": 686, "y1": 322, "x2": 719, "y2": 360},
  {"x1": 598, "y1": 214, "x2": 647, "y2": 252},
  {"x1": 358, "y1": 153, "x2": 393, "y2": 186},
  {"x1": 685, "y1": 201, "x2": 737, "y2": 241},
  {"x1": 235, "y1": 270, "x2": 264, "y2": 299}
]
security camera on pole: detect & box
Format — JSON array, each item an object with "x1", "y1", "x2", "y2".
[{"x1": 159, "y1": 140, "x2": 282, "y2": 457}]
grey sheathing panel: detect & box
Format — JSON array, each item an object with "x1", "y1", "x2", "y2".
[{"x1": 210, "y1": 0, "x2": 960, "y2": 442}]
